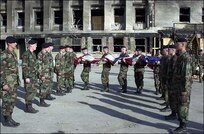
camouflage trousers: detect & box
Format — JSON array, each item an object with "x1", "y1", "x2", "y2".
[
  {"x1": 169, "y1": 90, "x2": 190, "y2": 123},
  {"x1": 134, "y1": 71, "x2": 144, "y2": 88},
  {"x1": 154, "y1": 73, "x2": 160, "y2": 92},
  {"x1": 65, "y1": 71, "x2": 74, "y2": 89},
  {"x1": 57, "y1": 75, "x2": 65, "y2": 91},
  {"x1": 81, "y1": 70, "x2": 90, "y2": 84},
  {"x1": 39, "y1": 79, "x2": 51, "y2": 99},
  {"x1": 101, "y1": 69, "x2": 110, "y2": 85},
  {"x1": 118, "y1": 71, "x2": 127, "y2": 86},
  {"x1": 2, "y1": 82, "x2": 18, "y2": 116},
  {"x1": 24, "y1": 79, "x2": 37, "y2": 104}
]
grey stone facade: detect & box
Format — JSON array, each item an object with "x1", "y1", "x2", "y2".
[{"x1": 0, "y1": 0, "x2": 203, "y2": 58}]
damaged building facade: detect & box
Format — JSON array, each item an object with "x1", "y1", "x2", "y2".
[{"x1": 0, "y1": 0, "x2": 203, "y2": 58}]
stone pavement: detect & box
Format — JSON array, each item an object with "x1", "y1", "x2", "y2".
[{"x1": 0, "y1": 65, "x2": 203, "y2": 133}]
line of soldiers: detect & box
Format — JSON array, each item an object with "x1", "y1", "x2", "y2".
[{"x1": 152, "y1": 38, "x2": 196, "y2": 133}]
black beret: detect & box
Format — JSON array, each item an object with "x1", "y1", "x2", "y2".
[
  {"x1": 136, "y1": 48, "x2": 142, "y2": 51},
  {"x1": 42, "y1": 43, "x2": 50, "y2": 48},
  {"x1": 169, "y1": 45, "x2": 176, "y2": 48},
  {"x1": 28, "y1": 39, "x2": 37, "y2": 45},
  {"x1": 121, "y1": 46, "x2": 126, "y2": 49},
  {"x1": 176, "y1": 38, "x2": 187, "y2": 43},
  {"x1": 65, "y1": 45, "x2": 71, "y2": 48},
  {"x1": 48, "y1": 42, "x2": 54, "y2": 46},
  {"x1": 162, "y1": 45, "x2": 169, "y2": 49},
  {"x1": 81, "y1": 47, "x2": 87, "y2": 50},
  {"x1": 59, "y1": 46, "x2": 66, "y2": 49},
  {"x1": 6, "y1": 36, "x2": 17, "y2": 44},
  {"x1": 103, "y1": 46, "x2": 108, "y2": 49}
]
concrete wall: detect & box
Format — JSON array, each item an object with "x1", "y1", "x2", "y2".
[{"x1": 155, "y1": 0, "x2": 203, "y2": 28}]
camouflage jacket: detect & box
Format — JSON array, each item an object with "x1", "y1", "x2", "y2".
[
  {"x1": 55, "y1": 51, "x2": 66, "y2": 75},
  {"x1": 65, "y1": 52, "x2": 74, "y2": 73},
  {"x1": 38, "y1": 51, "x2": 51, "y2": 79},
  {"x1": 159, "y1": 55, "x2": 170, "y2": 79},
  {"x1": 167, "y1": 54, "x2": 177, "y2": 84},
  {"x1": 22, "y1": 50, "x2": 39, "y2": 80},
  {"x1": 133, "y1": 54, "x2": 146, "y2": 72},
  {"x1": 172, "y1": 51, "x2": 193, "y2": 91},
  {"x1": 102, "y1": 53, "x2": 112, "y2": 71},
  {"x1": 119, "y1": 53, "x2": 129, "y2": 72},
  {"x1": 47, "y1": 52, "x2": 54, "y2": 77},
  {"x1": 81, "y1": 53, "x2": 91, "y2": 72},
  {"x1": 0, "y1": 49, "x2": 19, "y2": 86}
]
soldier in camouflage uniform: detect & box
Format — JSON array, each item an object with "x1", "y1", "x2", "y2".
[
  {"x1": 0, "y1": 48, "x2": 2, "y2": 99},
  {"x1": 0, "y1": 36, "x2": 20, "y2": 127},
  {"x1": 117, "y1": 46, "x2": 129, "y2": 93},
  {"x1": 160, "y1": 46, "x2": 171, "y2": 112},
  {"x1": 69, "y1": 47, "x2": 77, "y2": 87},
  {"x1": 37, "y1": 43, "x2": 51, "y2": 107},
  {"x1": 54, "y1": 46, "x2": 66, "y2": 96},
  {"x1": 157, "y1": 46, "x2": 169, "y2": 101},
  {"x1": 22, "y1": 40, "x2": 39, "y2": 113},
  {"x1": 153, "y1": 50, "x2": 162, "y2": 95},
  {"x1": 133, "y1": 49, "x2": 147, "y2": 94},
  {"x1": 79, "y1": 47, "x2": 91, "y2": 90},
  {"x1": 198, "y1": 49, "x2": 204, "y2": 82},
  {"x1": 100, "y1": 46, "x2": 112, "y2": 92},
  {"x1": 45, "y1": 43, "x2": 56, "y2": 100},
  {"x1": 164, "y1": 45, "x2": 178, "y2": 120},
  {"x1": 64, "y1": 45, "x2": 74, "y2": 93},
  {"x1": 171, "y1": 38, "x2": 193, "y2": 133}
]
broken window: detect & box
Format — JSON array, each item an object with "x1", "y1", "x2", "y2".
[
  {"x1": 0, "y1": 13, "x2": 7, "y2": 27},
  {"x1": 135, "y1": 8, "x2": 145, "y2": 23},
  {"x1": 52, "y1": 38, "x2": 60, "y2": 52},
  {"x1": 91, "y1": 9, "x2": 104, "y2": 30},
  {"x1": 114, "y1": 8, "x2": 125, "y2": 30},
  {"x1": 17, "y1": 12, "x2": 24, "y2": 26},
  {"x1": 180, "y1": 7, "x2": 190, "y2": 22},
  {"x1": 73, "y1": 9, "x2": 83, "y2": 30},
  {"x1": 92, "y1": 39, "x2": 102, "y2": 52},
  {"x1": 135, "y1": 38, "x2": 145, "y2": 52},
  {"x1": 202, "y1": 8, "x2": 204, "y2": 22},
  {"x1": 35, "y1": 10, "x2": 43, "y2": 25},
  {"x1": 114, "y1": 38, "x2": 124, "y2": 52},
  {"x1": 72, "y1": 38, "x2": 81, "y2": 52},
  {"x1": 54, "y1": 10, "x2": 63, "y2": 25}
]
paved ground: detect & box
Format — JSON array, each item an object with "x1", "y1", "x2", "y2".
[{"x1": 0, "y1": 65, "x2": 203, "y2": 133}]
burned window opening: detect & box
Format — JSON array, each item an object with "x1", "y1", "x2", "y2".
[
  {"x1": 114, "y1": 8, "x2": 125, "y2": 30},
  {"x1": 135, "y1": 39, "x2": 145, "y2": 52},
  {"x1": 0, "y1": 13, "x2": 7, "y2": 27},
  {"x1": 54, "y1": 10, "x2": 63, "y2": 25},
  {"x1": 17, "y1": 12, "x2": 24, "y2": 26},
  {"x1": 114, "y1": 38, "x2": 123, "y2": 52},
  {"x1": 73, "y1": 9, "x2": 83, "y2": 30},
  {"x1": 72, "y1": 38, "x2": 81, "y2": 52},
  {"x1": 92, "y1": 39, "x2": 102, "y2": 52},
  {"x1": 35, "y1": 11, "x2": 43, "y2": 25},
  {"x1": 91, "y1": 9, "x2": 104, "y2": 30},
  {"x1": 135, "y1": 8, "x2": 145, "y2": 23},
  {"x1": 180, "y1": 7, "x2": 190, "y2": 22},
  {"x1": 202, "y1": 8, "x2": 204, "y2": 22}
]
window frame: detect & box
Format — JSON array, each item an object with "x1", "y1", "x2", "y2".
[{"x1": 179, "y1": 7, "x2": 190, "y2": 22}]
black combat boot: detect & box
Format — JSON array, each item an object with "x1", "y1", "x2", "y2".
[
  {"x1": 138, "y1": 87, "x2": 143, "y2": 94},
  {"x1": 160, "y1": 105, "x2": 171, "y2": 112},
  {"x1": 25, "y1": 104, "x2": 39, "y2": 113},
  {"x1": 3, "y1": 116, "x2": 18, "y2": 127},
  {"x1": 84, "y1": 82, "x2": 89, "y2": 90},
  {"x1": 173, "y1": 122, "x2": 187, "y2": 133},
  {"x1": 105, "y1": 83, "x2": 109, "y2": 92},
  {"x1": 55, "y1": 90, "x2": 64, "y2": 96},
  {"x1": 122, "y1": 84, "x2": 127, "y2": 93},
  {"x1": 46, "y1": 93, "x2": 56, "y2": 100},
  {"x1": 165, "y1": 112, "x2": 177, "y2": 120},
  {"x1": 155, "y1": 88, "x2": 159, "y2": 95},
  {"x1": 40, "y1": 98, "x2": 50, "y2": 107},
  {"x1": 10, "y1": 114, "x2": 20, "y2": 126},
  {"x1": 66, "y1": 87, "x2": 71, "y2": 93}
]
